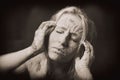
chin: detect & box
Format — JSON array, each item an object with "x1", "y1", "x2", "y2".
[
  {"x1": 48, "y1": 52, "x2": 59, "y2": 61},
  {"x1": 48, "y1": 53, "x2": 70, "y2": 63}
]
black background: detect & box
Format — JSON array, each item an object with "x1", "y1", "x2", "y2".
[{"x1": 0, "y1": 0, "x2": 119, "y2": 80}]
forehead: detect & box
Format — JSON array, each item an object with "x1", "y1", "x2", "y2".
[{"x1": 56, "y1": 13, "x2": 82, "y2": 30}]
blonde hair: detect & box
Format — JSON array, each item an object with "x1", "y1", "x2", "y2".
[
  {"x1": 49, "y1": 6, "x2": 96, "y2": 79},
  {"x1": 50, "y1": 6, "x2": 96, "y2": 50}
]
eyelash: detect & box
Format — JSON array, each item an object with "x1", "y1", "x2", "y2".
[
  {"x1": 71, "y1": 35, "x2": 78, "y2": 43},
  {"x1": 72, "y1": 39, "x2": 78, "y2": 43},
  {"x1": 56, "y1": 30, "x2": 64, "y2": 34},
  {"x1": 55, "y1": 30, "x2": 78, "y2": 43}
]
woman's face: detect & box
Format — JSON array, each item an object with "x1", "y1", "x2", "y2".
[{"x1": 48, "y1": 13, "x2": 83, "y2": 62}]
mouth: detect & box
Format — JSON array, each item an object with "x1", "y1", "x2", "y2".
[{"x1": 52, "y1": 47, "x2": 65, "y2": 56}]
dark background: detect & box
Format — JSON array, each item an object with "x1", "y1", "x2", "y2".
[{"x1": 0, "y1": 0, "x2": 119, "y2": 80}]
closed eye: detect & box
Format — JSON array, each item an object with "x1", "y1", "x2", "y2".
[
  {"x1": 56, "y1": 30, "x2": 64, "y2": 34},
  {"x1": 71, "y1": 38, "x2": 78, "y2": 43}
]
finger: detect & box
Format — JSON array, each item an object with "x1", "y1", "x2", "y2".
[
  {"x1": 75, "y1": 57, "x2": 80, "y2": 62},
  {"x1": 83, "y1": 40, "x2": 90, "y2": 54},
  {"x1": 87, "y1": 42, "x2": 94, "y2": 66},
  {"x1": 36, "y1": 21, "x2": 56, "y2": 32},
  {"x1": 80, "y1": 41, "x2": 91, "y2": 62},
  {"x1": 42, "y1": 21, "x2": 56, "y2": 31},
  {"x1": 38, "y1": 22, "x2": 46, "y2": 30},
  {"x1": 84, "y1": 41, "x2": 94, "y2": 60},
  {"x1": 46, "y1": 27, "x2": 54, "y2": 35},
  {"x1": 35, "y1": 30, "x2": 39, "y2": 36},
  {"x1": 49, "y1": 21, "x2": 56, "y2": 27},
  {"x1": 81, "y1": 40, "x2": 94, "y2": 67},
  {"x1": 87, "y1": 41, "x2": 94, "y2": 59}
]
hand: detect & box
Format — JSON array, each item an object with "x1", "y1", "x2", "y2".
[
  {"x1": 75, "y1": 40, "x2": 94, "y2": 67},
  {"x1": 31, "y1": 21, "x2": 56, "y2": 52},
  {"x1": 74, "y1": 41, "x2": 94, "y2": 80}
]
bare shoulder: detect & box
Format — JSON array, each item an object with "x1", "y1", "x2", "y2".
[{"x1": 25, "y1": 52, "x2": 48, "y2": 79}]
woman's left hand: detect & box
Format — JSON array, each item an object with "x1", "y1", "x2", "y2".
[{"x1": 74, "y1": 41, "x2": 94, "y2": 80}]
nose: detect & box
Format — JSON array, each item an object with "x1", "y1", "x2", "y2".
[{"x1": 60, "y1": 30, "x2": 70, "y2": 47}]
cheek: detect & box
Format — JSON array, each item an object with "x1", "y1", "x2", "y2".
[
  {"x1": 69, "y1": 40, "x2": 78, "y2": 48},
  {"x1": 66, "y1": 41, "x2": 78, "y2": 54},
  {"x1": 48, "y1": 32, "x2": 58, "y2": 47},
  {"x1": 49, "y1": 32, "x2": 55, "y2": 42}
]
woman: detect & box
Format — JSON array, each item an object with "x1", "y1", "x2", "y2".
[
  {"x1": 0, "y1": 6, "x2": 96, "y2": 80},
  {"x1": 23, "y1": 6, "x2": 95, "y2": 80}
]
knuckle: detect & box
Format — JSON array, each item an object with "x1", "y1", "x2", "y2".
[
  {"x1": 42, "y1": 22, "x2": 47, "y2": 24},
  {"x1": 45, "y1": 24, "x2": 49, "y2": 27},
  {"x1": 35, "y1": 30, "x2": 38, "y2": 34}
]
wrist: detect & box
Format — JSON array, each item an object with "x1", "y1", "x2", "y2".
[{"x1": 29, "y1": 45, "x2": 37, "y2": 53}]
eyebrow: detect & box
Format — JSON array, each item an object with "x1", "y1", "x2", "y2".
[
  {"x1": 75, "y1": 28, "x2": 83, "y2": 33},
  {"x1": 72, "y1": 27, "x2": 83, "y2": 33},
  {"x1": 70, "y1": 32, "x2": 77, "y2": 36},
  {"x1": 56, "y1": 25, "x2": 67, "y2": 30}
]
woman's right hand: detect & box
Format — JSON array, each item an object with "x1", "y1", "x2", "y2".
[{"x1": 31, "y1": 21, "x2": 56, "y2": 52}]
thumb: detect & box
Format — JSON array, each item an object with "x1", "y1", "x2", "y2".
[{"x1": 80, "y1": 40, "x2": 94, "y2": 67}]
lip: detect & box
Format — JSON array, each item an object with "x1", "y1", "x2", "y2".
[{"x1": 51, "y1": 47, "x2": 65, "y2": 55}]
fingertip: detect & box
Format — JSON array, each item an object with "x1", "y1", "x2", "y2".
[
  {"x1": 50, "y1": 21, "x2": 56, "y2": 27},
  {"x1": 75, "y1": 57, "x2": 80, "y2": 63},
  {"x1": 82, "y1": 40, "x2": 89, "y2": 51}
]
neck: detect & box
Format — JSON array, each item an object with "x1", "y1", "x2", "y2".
[
  {"x1": 48, "y1": 58, "x2": 74, "y2": 80},
  {"x1": 48, "y1": 58, "x2": 74, "y2": 72}
]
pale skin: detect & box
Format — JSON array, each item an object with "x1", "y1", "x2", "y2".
[
  {"x1": 0, "y1": 13, "x2": 94, "y2": 80},
  {"x1": 48, "y1": 14, "x2": 94, "y2": 80},
  {"x1": 17, "y1": 13, "x2": 93, "y2": 80},
  {"x1": 75, "y1": 41, "x2": 94, "y2": 80},
  {"x1": 0, "y1": 21, "x2": 56, "y2": 73}
]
